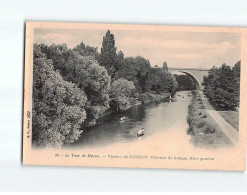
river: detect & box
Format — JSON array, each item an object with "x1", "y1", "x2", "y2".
[{"x1": 68, "y1": 91, "x2": 192, "y2": 149}]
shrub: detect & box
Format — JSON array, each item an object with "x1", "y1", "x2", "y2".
[
  {"x1": 197, "y1": 121, "x2": 206, "y2": 128},
  {"x1": 200, "y1": 105, "x2": 205, "y2": 109},
  {"x1": 204, "y1": 127, "x2": 216, "y2": 134},
  {"x1": 191, "y1": 90, "x2": 198, "y2": 96},
  {"x1": 187, "y1": 125, "x2": 195, "y2": 135},
  {"x1": 187, "y1": 115, "x2": 193, "y2": 125}
]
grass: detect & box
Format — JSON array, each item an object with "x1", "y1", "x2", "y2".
[
  {"x1": 187, "y1": 90, "x2": 233, "y2": 148},
  {"x1": 218, "y1": 111, "x2": 239, "y2": 131},
  {"x1": 205, "y1": 97, "x2": 239, "y2": 131}
]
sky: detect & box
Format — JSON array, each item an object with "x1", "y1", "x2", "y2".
[{"x1": 34, "y1": 28, "x2": 241, "y2": 69}]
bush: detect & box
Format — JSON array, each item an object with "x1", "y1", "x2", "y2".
[
  {"x1": 191, "y1": 90, "x2": 198, "y2": 96},
  {"x1": 187, "y1": 126, "x2": 195, "y2": 135},
  {"x1": 204, "y1": 127, "x2": 216, "y2": 134},
  {"x1": 187, "y1": 115, "x2": 193, "y2": 125},
  {"x1": 187, "y1": 103, "x2": 194, "y2": 125},
  {"x1": 200, "y1": 105, "x2": 205, "y2": 109},
  {"x1": 197, "y1": 121, "x2": 206, "y2": 128}
]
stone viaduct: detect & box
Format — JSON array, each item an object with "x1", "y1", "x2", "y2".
[{"x1": 168, "y1": 67, "x2": 210, "y2": 90}]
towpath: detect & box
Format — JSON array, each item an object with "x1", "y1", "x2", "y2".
[{"x1": 199, "y1": 91, "x2": 238, "y2": 145}]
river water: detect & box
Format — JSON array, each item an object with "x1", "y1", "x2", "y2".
[{"x1": 69, "y1": 91, "x2": 192, "y2": 149}]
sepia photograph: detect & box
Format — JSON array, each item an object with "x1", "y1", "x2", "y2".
[
  {"x1": 3, "y1": 0, "x2": 247, "y2": 192},
  {"x1": 22, "y1": 22, "x2": 247, "y2": 170}
]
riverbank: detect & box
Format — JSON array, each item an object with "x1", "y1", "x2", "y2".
[
  {"x1": 69, "y1": 91, "x2": 191, "y2": 149},
  {"x1": 187, "y1": 90, "x2": 233, "y2": 148},
  {"x1": 199, "y1": 92, "x2": 239, "y2": 131},
  {"x1": 99, "y1": 92, "x2": 171, "y2": 119},
  {"x1": 137, "y1": 92, "x2": 171, "y2": 104}
]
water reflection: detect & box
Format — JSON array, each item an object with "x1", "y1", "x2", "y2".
[{"x1": 67, "y1": 91, "x2": 191, "y2": 149}]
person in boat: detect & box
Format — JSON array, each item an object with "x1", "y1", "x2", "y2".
[
  {"x1": 120, "y1": 116, "x2": 126, "y2": 121},
  {"x1": 137, "y1": 128, "x2": 145, "y2": 137}
]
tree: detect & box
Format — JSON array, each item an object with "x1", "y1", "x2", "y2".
[
  {"x1": 37, "y1": 43, "x2": 111, "y2": 127},
  {"x1": 145, "y1": 68, "x2": 178, "y2": 93},
  {"x1": 83, "y1": 62, "x2": 111, "y2": 126},
  {"x1": 114, "y1": 51, "x2": 126, "y2": 79},
  {"x1": 123, "y1": 56, "x2": 151, "y2": 92},
  {"x1": 98, "y1": 30, "x2": 118, "y2": 79},
  {"x1": 32, "y1": 45, "x2": 87, "y2": 148},
  {"x1": 144, "y1": 69, "x2": 161, "y2": 93},
  {"x1": 115, "y1": 57, "x2": 137, "y2": 85},
  {"x1": 159, "y1": 71, "x2": 178, "y2": 93},
  {"x1": 110, "y1": 78, "x2": 135, "y2": 111},
  {"x1": 73, "y1": 41, "x2": 99, "y2": 58},
  {"x1": 233, "y1": 61, "x2": 240, "y2": 78},
  {"x1": 203, "y1": 63, "x2": 240, "y2": 109},
  {"x1": 163, "y1": 61, "x2": 168, "y2": 71},
  {"x1": 232, "y1": 61, "x2": 241, "y2": 107}
]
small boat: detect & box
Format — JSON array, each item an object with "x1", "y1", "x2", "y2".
[
  {"x1": 137, "y1": 128, "x2": 145, "y2": 137},
  {"x1": 120, "y1": 116, "x2": 126, "y2": 122}
]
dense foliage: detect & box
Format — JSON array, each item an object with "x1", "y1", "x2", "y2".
[
  {"x1": 36, "y1": 43, "x2": 111, "y2": 126},
  {"x1": 110, "y1": 78, "x2": 135, "y2": 111},
  {"x1": 117, "y1": 56, "x2": 151, "y2": 93},
  {"x1": 32, "y1": 29, "x2": 178, "y2": 147},
  {"x1": 73, "y1": 41, "x2": 99, "y2": 58},
  {"x1": 145, "y1": 68, "x2": 178, "y2": 93},
  {"x1": 203, "y1": 62, "x2": 241, "y2": 109},
  {"x1": 32, "y1": 45, "x2": 87, "y2": 148}
]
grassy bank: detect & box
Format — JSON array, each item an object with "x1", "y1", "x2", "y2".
[
  {"x1": 218, "y1": 111, "x2": 239, "y2": 131},
  {"x1": 187, "y1": 90, "x2": 232, "y2": 148},
  {"x1": 203, "y1": 97, "x2": 239, "y2": 131}
]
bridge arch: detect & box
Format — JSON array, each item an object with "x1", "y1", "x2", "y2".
[
  {"x1": 168, "y1": 67, "x2": 209, "y2": 90},
  {"x1": 177, "y1": 71, "x2": 201, "y2": 90}
]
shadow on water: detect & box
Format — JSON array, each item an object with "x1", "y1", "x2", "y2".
[{"x1": 66, "y1": 91, "x2": 191, "y2": 149}]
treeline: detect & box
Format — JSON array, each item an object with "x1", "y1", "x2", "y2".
[
  {"x1": 203, "y1": 61, "x2": 240, "y2": 109},
  {"x1": 32, "y1": 30, "x2": 178, "y2": 147}
]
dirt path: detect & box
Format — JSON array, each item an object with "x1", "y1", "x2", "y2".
[{"x1": 199, "y1": 91, "x2": 238, "y2": 145}]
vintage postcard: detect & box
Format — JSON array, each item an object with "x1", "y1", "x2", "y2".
[{"x1": 23, "y1": 22, "x2": 247, "y2": 170}]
